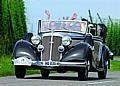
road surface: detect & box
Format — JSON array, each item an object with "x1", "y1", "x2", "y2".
[{"x1": 0, "y1": 72, "x2": 120, "y2": 86}]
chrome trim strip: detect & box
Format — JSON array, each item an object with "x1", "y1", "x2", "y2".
[
  {"x1": 60, "y1": 62, "x2": 86, "y2": 65},
  {"x1": 59, "y1": 53, "x2": 62, "y2": 60},
  {"x1": 49, "y1": 31, "x2": 54, "y2": 61},
  {"x1": 40, "y1": 52, "x2": 43, "y2": 61},
  {"x1": 59, "y1": 62, "x2": 87, "y2": 67}
]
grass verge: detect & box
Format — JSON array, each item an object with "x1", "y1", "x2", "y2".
[
  {"x1": 0, "y1": 55, "x2": 14, "y2": 77},
  {"x1": 109, "y1": 61, "x2": 120, "y2": 71},
  {"x1": 109, "y1": 56, "x2": 120, "y2": 71}
]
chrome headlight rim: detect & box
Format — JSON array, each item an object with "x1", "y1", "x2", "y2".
[
  {"x1": 31, "y1": 35, "x2": 40, "y2": 45},
  {"x1": 62, "y1": 36, "x2": 71, "y2": 46}
]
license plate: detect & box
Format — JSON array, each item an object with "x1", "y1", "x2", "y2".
[{"x1": 39, "y1": 61, "x2": 59, "y2": 66}]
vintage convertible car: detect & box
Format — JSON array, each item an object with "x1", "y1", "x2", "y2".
[{"x1": 12, "y1": 20, "x2": 113, "y2": 80}]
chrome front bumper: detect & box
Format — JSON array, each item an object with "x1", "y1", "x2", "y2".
[
  {"x1": 13, "y1": 57, "x2": 87, "y2": 67},
  {"x1": 32, "y1": 61, "x2": 87, "y2": 67}
]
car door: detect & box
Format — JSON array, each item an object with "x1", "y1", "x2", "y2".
[{"x1": 93, "y1": 41, "x2": 103, "y2": 67}]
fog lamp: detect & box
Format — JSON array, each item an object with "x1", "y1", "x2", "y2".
[
  {"x1": 37, "y1": 44, "x2": 44, "y2": 52},
  {"x1": 58, "y1": 45, "x2": 64, "y2": 53}
]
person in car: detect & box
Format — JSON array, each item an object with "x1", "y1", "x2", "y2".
[{"x1": 88, "y1": 24, "x2": 96, "y2": 36}]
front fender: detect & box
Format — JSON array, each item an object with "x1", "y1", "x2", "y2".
[
  {"x1": 61, "y1": 43, "x2": 91, "y2": 62},
  {"x1": 13, "y1": 40, "x2": 37, "y2": 60},
  {"x1": 102, "y1": 45, "x2": 113, "y2": 69},
  {"x1": 103, "y1": 45, "x2": 113, "y2": 60}
]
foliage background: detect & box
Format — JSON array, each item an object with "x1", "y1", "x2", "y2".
[
  {"x1": 106, "y1": 20, "x2": 120, "y2": 55},
  {"x1": 0, "y1": 0, "x2": 120, "y2": 56},
  {"x1": 0, "y1": 0, "x2": 27, "y2": 55}
]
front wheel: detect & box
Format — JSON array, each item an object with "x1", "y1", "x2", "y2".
[
  {"x1": 78, "y1": 67, "x2": 88, "y2": 80},
  {"x1": 98, "y1": 53, "x2": 107, "y2": 79},
  {"x1": 15, "y1": 66, "x2": 26, "y2": 78},
  {"x1": 98, "y1": 64, "x2": 107, "y2": 79},
  {"x1": 41, "y1": 69, "x2": 50, "y2": 78},
  {"x1": 98, "y1": 69, "x2": 107, "y2": 79}
]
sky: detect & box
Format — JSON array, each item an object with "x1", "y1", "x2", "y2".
[{"x1": 24, "y1": 0, "x2": 120, "y2": 33}]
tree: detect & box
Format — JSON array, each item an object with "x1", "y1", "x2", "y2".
[{"x1": 0, "y1": 0, "x2": 27, "y2": 55}]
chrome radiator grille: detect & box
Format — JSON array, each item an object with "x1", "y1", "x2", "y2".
[{"x1": 42, "y1": 36, "x2": 62, "y2": 61}]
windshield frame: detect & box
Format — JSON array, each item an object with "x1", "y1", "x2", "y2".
[{"x1": 38, "y1": 20, "x2": 88, "y2": 34}]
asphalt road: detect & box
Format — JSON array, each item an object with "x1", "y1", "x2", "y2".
[{"x1": 0, "y1": 72, "x2": 120, "y2": 86}]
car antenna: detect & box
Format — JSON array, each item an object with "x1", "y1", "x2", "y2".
[
  {"x1": 97, "y1": 13, "x2": 103, "y2": 24},
  {"x1": 88, "y1": 9, "x2": 93, "y2": 23},
  {"x1": 108, "y1": 16, "x2": 113, "y2": 27}
]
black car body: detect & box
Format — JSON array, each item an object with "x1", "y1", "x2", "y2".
[{"x1": 12, "y1": 20, "x2": 113, "y2": 80}]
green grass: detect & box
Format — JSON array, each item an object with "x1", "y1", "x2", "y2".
[
  {"x1": 109, "y1": 61, "x2": 120, "y2": 71},
  {"x1": 0, "y1": 55, "x2": 120, "y2": 77},
  {"x1": 109, "y1": 56, "x2": 120, "y2": 71},
  {"x1": 0, "y1": 55, "x2": 14, "y2": 77}
]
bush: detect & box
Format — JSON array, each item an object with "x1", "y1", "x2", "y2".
[
  {"x1": 0, "y1": 0, "x2": 27, "y2": 55},
  {"x1": 106, "y1": 20, "x2": 120, "y2": 55}
]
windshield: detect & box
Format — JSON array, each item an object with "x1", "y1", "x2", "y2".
[{"x1": 40, "y1": 20, "x2": 87, "y2": 33}]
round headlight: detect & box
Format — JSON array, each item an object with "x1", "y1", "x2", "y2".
[
  {"x1": 62, "y1": 36, "x2": 71, "y2": 46},
  {"x1": 31, "y1": 35, "x2": 40, "y2": 45}
]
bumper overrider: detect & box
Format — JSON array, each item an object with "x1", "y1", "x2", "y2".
[{"x1": 12, "y1": 57, "x2": 87, "y2": 67}]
